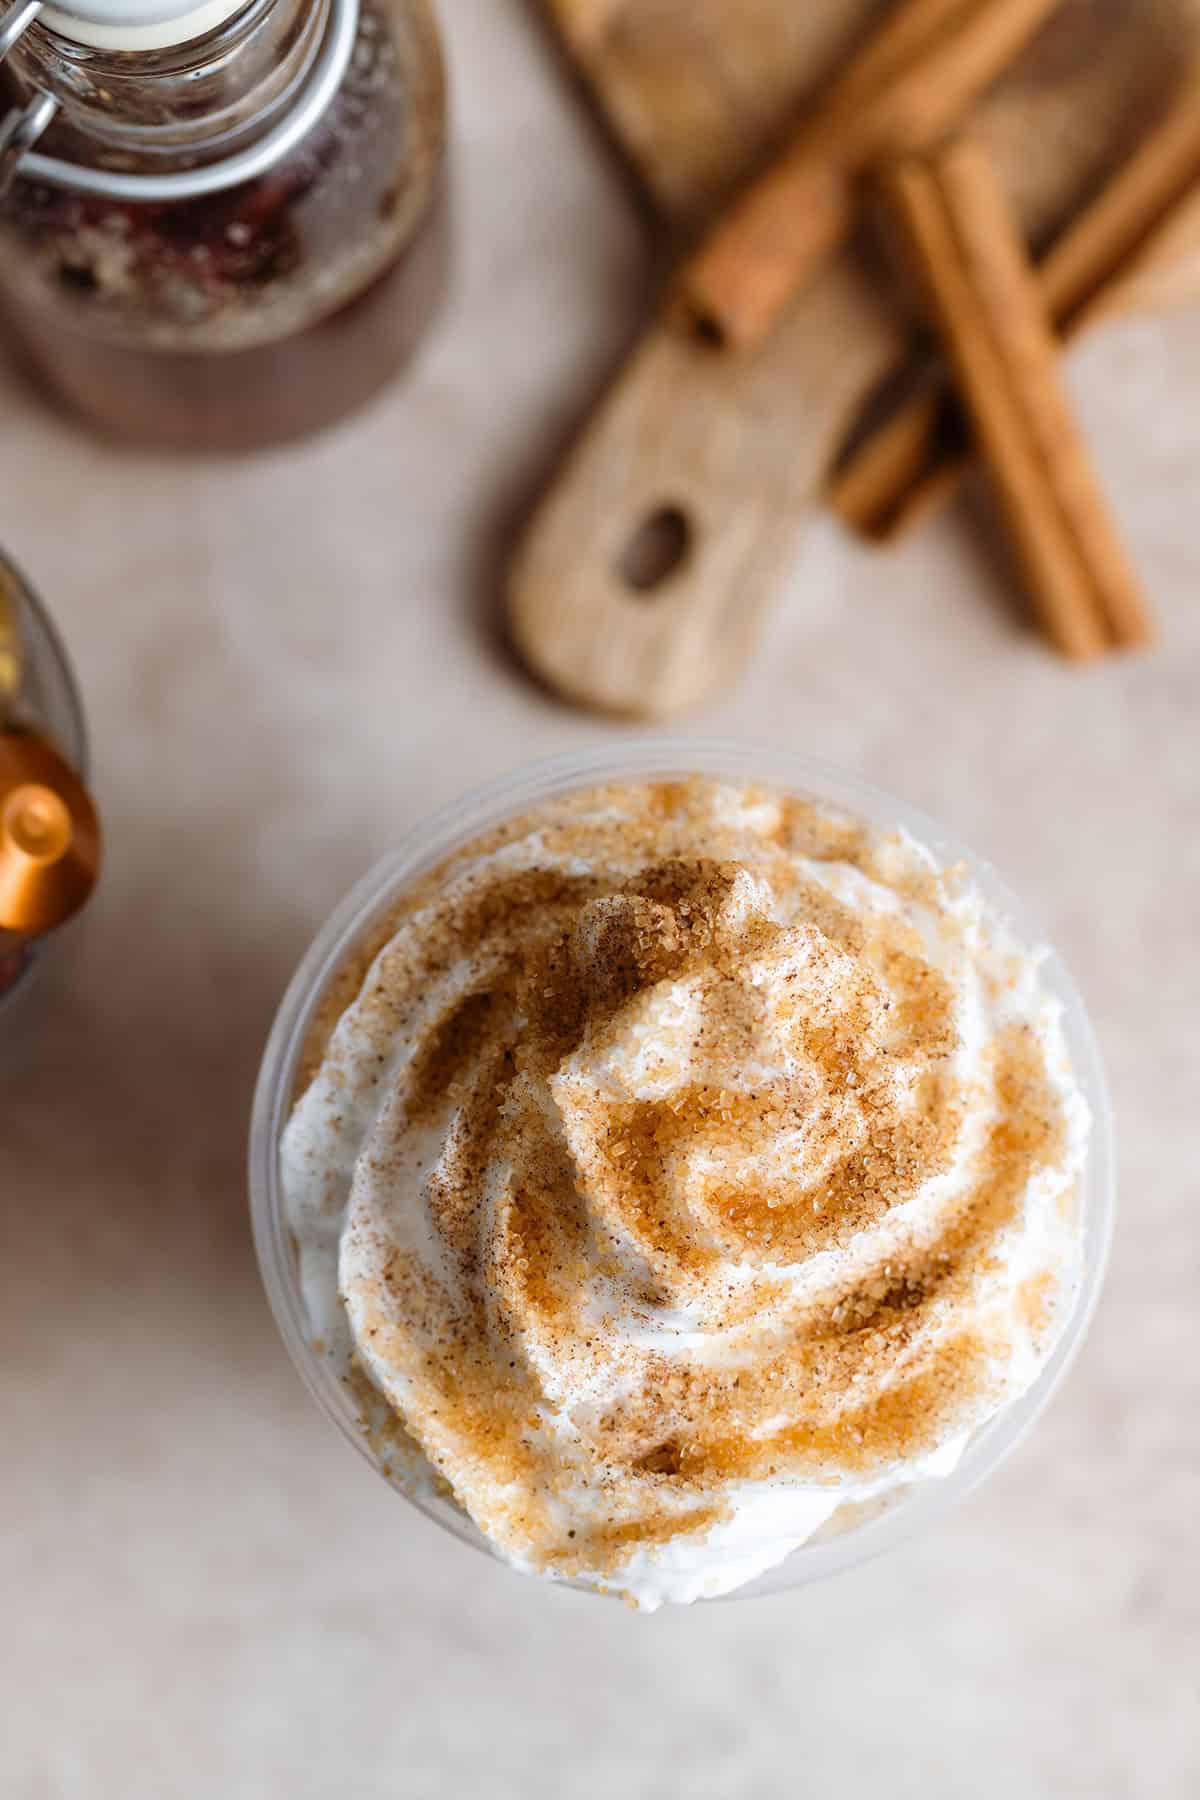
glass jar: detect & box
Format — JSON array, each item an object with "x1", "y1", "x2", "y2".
[
  {"x1": 0, "y1": 0, "x2": 448, "y2": 448},
  {"x1": 0, "y1": 549, "x2": 89, "y2": 1019}
]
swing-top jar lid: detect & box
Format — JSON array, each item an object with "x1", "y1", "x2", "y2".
[
  {"x1": 3, "y1": 0, "x2": 358, "y2": 201},
  {"x1": 39, "y1": 0, "x2": 250, "y2": 52}
]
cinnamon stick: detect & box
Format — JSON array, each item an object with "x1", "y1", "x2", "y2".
[
  {"x1": 673, "y1": 0, "x2": 1063, "y2": 350},
  {"x1": 881, "y1": 139, "x2": 1154, "y2": 657},
  {"x1": 831, "y1": 74, "x2": 1200, "y2": 539}
]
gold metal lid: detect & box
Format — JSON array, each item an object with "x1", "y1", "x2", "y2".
[{"x1": 0, "y1": 730, "x2": 101, "y2": 935}]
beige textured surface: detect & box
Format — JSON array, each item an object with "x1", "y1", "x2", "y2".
[{"x1": 1, "y1": 2, "x2": 1198, "y2": 1794}]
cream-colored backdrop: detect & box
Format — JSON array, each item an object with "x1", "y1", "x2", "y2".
[{"x1": 2, "y1": 3, "x2": 1197, "y2": 1795}]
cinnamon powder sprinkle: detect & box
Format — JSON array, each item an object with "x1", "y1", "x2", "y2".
[{"x1": 287, "y1": 778, "x2": 1087, "y2": 1591}]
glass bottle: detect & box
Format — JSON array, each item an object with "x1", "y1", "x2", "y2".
[{"x1": 0, "y1": 0, "x2": 447, "y2": 449}]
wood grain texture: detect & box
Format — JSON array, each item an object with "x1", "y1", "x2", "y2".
[
  {"x1": 542, "y1": 0, "x2": 883, "y2": 225},
  {"x1": 509, "y1": 258, "x2": 894, "y2": 716},
  {"x1": 512, "y1": 0, "x2": 1200, "y2": 717}
]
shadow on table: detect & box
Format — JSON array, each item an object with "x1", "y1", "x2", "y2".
[
  {"x1": 463, "y1": 312, "x2": 647, "y2": 708},
  {"x1": 0, "y1": 312, "x2": 62, "y2": 422},
  {"x1": 456, "y1": 0, "x2": 660, "y2": 707},
  {"x1": 0, "y1": 808, "x2": 310, "y2": 1373}
]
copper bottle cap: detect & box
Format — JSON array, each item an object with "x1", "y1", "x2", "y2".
[{"x1": 0, "y1": 731, "x2": 101, "y2": 935}]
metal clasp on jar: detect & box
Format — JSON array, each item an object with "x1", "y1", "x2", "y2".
[
  {"x1": 0, "y1": 2, "x2": 57, "y2": 198},
  {"x1": 0, "y1": 0, "x2": 358, "y2": 203}
]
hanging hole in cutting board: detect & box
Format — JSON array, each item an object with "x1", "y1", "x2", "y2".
[
  {"x1": 687, "y1": 309, "x2": 726, "y2": 351},
  {"x1": 617, "y1": 505, "x2": 693, "y2": 596}
]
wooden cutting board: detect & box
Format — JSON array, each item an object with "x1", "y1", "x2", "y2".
[{"x1": 509, "y1": 0, "x2": 1200, "y2": 716}]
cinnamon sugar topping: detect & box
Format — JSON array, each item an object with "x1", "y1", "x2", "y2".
[{"x1": 283, "y1": 778, "x2": 1089, "y2": 1606}]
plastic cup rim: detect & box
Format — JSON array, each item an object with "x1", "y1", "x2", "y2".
[{"x1": 249, "y1": 738, "x2": 1116, "y2": 1603}]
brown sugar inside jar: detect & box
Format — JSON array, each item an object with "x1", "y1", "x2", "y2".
[{"x1": 0, "y1": 0, "x2": 448, "y2": 450}]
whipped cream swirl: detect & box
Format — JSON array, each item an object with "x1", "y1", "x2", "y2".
[{"x1": 282, "y1": 779, "x2": 1089, "y2": 1607}]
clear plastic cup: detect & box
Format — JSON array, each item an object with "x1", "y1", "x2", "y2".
[
  {"x1": 0, "y1": 551, "x2": 89, "y2": 1022},
  {"x1": 250, "y1": 740, "x2": 1115, "y2": 1601}
]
